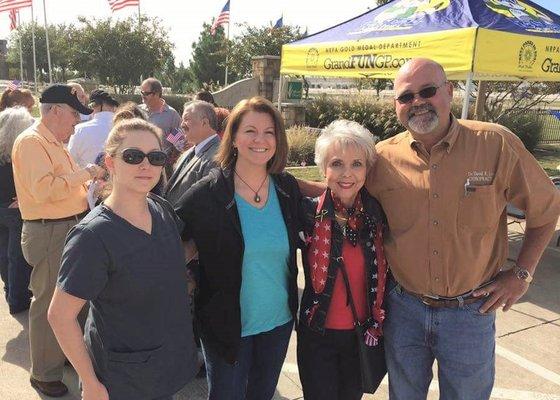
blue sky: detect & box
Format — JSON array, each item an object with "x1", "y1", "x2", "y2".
[{"x1": 533, "y1": 0, "x2": 560, "y2": 15}]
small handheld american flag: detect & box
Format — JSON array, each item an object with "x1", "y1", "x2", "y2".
[
  {"x1": 7, "y1": 80, "x2": 21, "y2": 91},
  {"x1": 166, "y1": 128, "x2": 186, "y2": 152}
]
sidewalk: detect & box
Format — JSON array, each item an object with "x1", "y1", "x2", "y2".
[{"x1": 1, "y1": 221, "x2": 559, "y2": 400}]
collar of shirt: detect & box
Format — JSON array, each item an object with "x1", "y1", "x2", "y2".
[
  {"x1": 91, "y1": 111, "x2": 115, "y2": 123},
  {"x1": 407, "y1": 114, "x2": 460, "y2": 155},
  {"x1": 36, "y1": 120, "x2": 61, "y2": 145},
  {"x1": 195, "y1": 134, "x2": 218, "y2": 156}
]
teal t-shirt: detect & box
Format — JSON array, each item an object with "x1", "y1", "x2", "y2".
[{"x1": 235, "y1": 180, "x2": 292, "y2": 337}]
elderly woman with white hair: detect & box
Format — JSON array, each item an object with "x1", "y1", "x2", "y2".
[
  {"x1": 0, "y1": 107, "x2": 35, "y2": 314},
  {"x1": 297, "y1": 120, "x2": 388, "y2": 400}
]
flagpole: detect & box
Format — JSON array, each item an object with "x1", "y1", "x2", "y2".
[
  {"x1": 31, "y1": 5, "x2": 38, "y2": 92},
  {"x1": 224, "y1": 21, "x2": 229, "y2": 86},
  {"x1": 42, "y1": 0, "x2": 53, "y2": 83},
  {"x1": 17, "y1": 12, "x2": 23, "y2": 82}
]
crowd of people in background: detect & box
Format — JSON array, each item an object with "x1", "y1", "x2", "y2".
[{"x1": 0, "y1": 58, "x2": 559, "y2": 400}]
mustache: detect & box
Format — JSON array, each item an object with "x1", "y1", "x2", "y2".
[{"x1": 408, "y1": 104, "x2": 436, "y2": 118}]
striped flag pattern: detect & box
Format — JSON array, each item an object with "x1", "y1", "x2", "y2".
[
  {"x1": 210, "y1": 0, "x2": 230, "y2": 36},
  {"x1": 107, "y1": 0, "x2": 139, "y2": 12},
  {"x1": 9, "y1": 8, "x2": 17, "y2": 30},
  {"x1": 7, "y1": 80, "x2": 21, "y2": 90},
  {"x1": 0, "y1": 0, "x2": 32, "y2": 13}
]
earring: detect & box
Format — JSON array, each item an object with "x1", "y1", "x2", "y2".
[{"x1": 233, "y1": 147, "x2": 238, "y2": 157}]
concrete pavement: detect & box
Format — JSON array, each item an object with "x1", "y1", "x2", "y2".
[{"x1": 1, "y1": 220, "x2": 559, "y2": 400}]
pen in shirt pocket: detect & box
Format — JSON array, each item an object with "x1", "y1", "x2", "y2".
[{"x1": 464, "y1": 178, "x2": 477, "y2": 196}]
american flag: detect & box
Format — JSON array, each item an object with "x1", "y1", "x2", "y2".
[
  {"x1": 166, "y1": 128, "x2": 184, "y2": 145},
  {"x1": 0, "y1": 0, "x2": 32, "y2": 13},
  {"x1": 107, "y1": 0, "x2": 139, "y2": 12},
  {"x1": 9, "y1": 8, "x2": 17, "y2": 30},
  {"x1": 210, "y1": 0, "x2": 230, "y2": 36},
  {"x1": 7, "y1": 80, "x2": 21, "y2": 91}
]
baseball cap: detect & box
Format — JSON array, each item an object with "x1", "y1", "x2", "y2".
[
  {"x1": 39, "y1": 84, "x2": 93, "y2": 115},
  {"x1": 89, "y1": 89, "x2": 119, "y2": 107}
]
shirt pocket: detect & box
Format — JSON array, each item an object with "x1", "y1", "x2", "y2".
[
  {"x1": 106, "y1": 346, "x2": 164, "y2": 396},
  {"x1": 457, "y1": 184, "x2": 502, "y2": 233},
  {"x1": 377, "y1": 188, "x2": 418, "y2": 232}
]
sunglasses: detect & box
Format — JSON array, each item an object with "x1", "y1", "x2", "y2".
[
  {"x1": 395, "y1": 83, "x2": 446, "y2": 104},
  {"x1": 120, "y1": 148, "x2": 167, "y2": 166},
  {"x1": 140, "y1": 91, "x2": 155, "y2": 97}
]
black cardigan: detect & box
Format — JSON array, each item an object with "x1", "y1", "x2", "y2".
[{"x1": 174, "y1": 167, "x2": 301, "y2": 364}]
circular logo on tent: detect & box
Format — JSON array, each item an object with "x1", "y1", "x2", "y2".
[
  {"x1": 484, "y1": 0, "x2": 560, "y2": 33},
  {"x1": 518, "y1": 40, "x2": 537, "y2": 70},
  {"x1": 350, "y1": 0, "x2": 450, "y2": 35},
  {"x1": 306, "y1": 48, "x2": 320, "y2": 69}
]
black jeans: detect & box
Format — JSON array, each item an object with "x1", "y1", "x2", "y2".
[
  {"x1": 297, "y1": 325, "x2": 363, "y2": 400},
  {"x1": 0, "y1": 207, "x2": 32, "y2": 314}
]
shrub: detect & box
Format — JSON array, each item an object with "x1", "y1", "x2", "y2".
[
  {"x1": 113, "y1": 94, "x2": 190, "y2": 115},
  {"x1": 497, "y1": 113, "x2": 542, "y2": 152},
  {"x1": 304, "y1": 94, "x2": 401, "y2": 141},
  {"x1": 287, "y1": 126, "x2": 318, "y2": 166}
]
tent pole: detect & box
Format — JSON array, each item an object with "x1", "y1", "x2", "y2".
[
  {"x1": 461, "y1": 72, "x2": 473, "y2": 119},
  {"x1": 277, "y1": 75, "x2": 284, "y2": 112}
]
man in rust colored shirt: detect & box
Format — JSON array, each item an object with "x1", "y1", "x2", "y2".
[
  {"x1": 12, "y1": 84, "x2": 104, "y2": 397},
  {"x1": 367, "y1": 59, "x2": 560, "y2": 400}
]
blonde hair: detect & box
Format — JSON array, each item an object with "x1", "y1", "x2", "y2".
[
  {"x1": 215, "y1": 96, "x2": 287, "y2": 173},
  {"x1": 113, "y1": 101, "x2": 148, "y2": 124},
  {"x1": 105, "y1": 118, "x2": 162, "y2": 156},
  {"x1": 99, "y1": 119, "x2": 163, "y2": 199}
]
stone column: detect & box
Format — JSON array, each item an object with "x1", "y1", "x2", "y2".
[{"x1": 251, "y1": 56, "x2": 281, "y2": 102}]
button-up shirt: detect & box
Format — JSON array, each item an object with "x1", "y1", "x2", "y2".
[
  {"x1": 12, "y1": 121, "x2": 89, "y2": 220},
  {"x1": 367, "y1": 116, "x2": 560, "y2": 297},
  {"x1": 68, "y1": 111, "x2": 115, "y2": 168}
]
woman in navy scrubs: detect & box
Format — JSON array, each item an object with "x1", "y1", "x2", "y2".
[{"x1": 48, "y1": 119, "x2": 197, "y2": 400}]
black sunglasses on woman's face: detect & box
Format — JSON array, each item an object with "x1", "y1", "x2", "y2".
[{"x1": 120, "y1": 148, "x2": 167, "y2": 166}]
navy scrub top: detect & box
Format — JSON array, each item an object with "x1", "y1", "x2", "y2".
[{"x1": 58, "y1": 196, "x2": 197, "y2": 400}]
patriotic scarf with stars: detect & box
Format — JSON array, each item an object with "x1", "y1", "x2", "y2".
[
  {"x1": 307, "y1": 191, "x2": 364, "y2": 293},
  {"x1": 306, "y1": 189, "x2": 387, "y2": 345}
]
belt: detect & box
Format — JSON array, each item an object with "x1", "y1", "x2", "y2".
[
  {"x1": 24, "y1": 211, "x2": 88, "y2": 224},
  {"x1": 400, "y1": 280, "x2": 494, "y2": 308}
]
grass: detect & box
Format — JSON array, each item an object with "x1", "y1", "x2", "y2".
[
  {"x1": 286, "y1": 143, "x2": 560, "y2": 182},
  {"x1": 286, "y1": 166, "x2": 322, "y2": 181}
]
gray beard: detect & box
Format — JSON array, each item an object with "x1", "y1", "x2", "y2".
[{"x1": 408, "y1": 111, "x2": 439, "y2": 135}]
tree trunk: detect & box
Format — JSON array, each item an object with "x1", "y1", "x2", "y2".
[{"x1": 475, "y1": 80, "x2": 488, "y2": 120}]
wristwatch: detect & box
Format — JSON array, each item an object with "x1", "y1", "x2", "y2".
[{"x1": 512, "y1": 265, "x2": 533, "y2": 283}]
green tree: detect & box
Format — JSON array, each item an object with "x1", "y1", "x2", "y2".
[
  {"x1": 71, "y1": 16, "x2": 173, "y2": 93},
  {"x1": 376, "y1": 0, "x2": 392, "y2": 5},
  {"x1": 159, "y1": 59, "x2": 194, "y2": 94},
  {"x1": 188, "y1": 23, "x2": 231, "y2": 89},
  {"x1": 8, "y1": 22, "x2": 77, "y2": 82},
  {"x1": 228, "y1": 23, "x2": 304, "y2": 79}
]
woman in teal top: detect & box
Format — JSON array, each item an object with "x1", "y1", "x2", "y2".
[
  {"x1": 175, "y1": 97, "x2": 302, "y2": 400},
  {"x1": 235, "y1": 181, "x2": 292, "y2": 336}
]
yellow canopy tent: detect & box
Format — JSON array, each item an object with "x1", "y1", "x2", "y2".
[{"x1": 280, "y1": 0, "x2": 560, "y2": 117}]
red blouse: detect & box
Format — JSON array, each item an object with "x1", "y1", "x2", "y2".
[{"x1": 324, "y1": 238, "x2": 368, "y2": 330}]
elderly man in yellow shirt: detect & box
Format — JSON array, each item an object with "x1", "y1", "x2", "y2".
[{"x1": 11, "y1": 84, "x2": 104, "y2": 397}]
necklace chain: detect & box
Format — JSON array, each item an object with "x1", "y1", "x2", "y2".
[{"x1": 234, "y1": 170, "x2": 267, "y2": 203}]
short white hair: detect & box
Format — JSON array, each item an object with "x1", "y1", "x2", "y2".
[
  {"x1": 0, "y1": 107, "x2": 35, "y2": 164},
  {"x1": 314, "y1": 119, "x2": 377, "y2": 173},
  {"x1": 40, "y1": 103, "x2": 56, "y2": 116}
]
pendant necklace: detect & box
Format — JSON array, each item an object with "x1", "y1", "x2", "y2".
[{"x1": 234, "y1": 170, "x2": 268, "y2": 203}]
